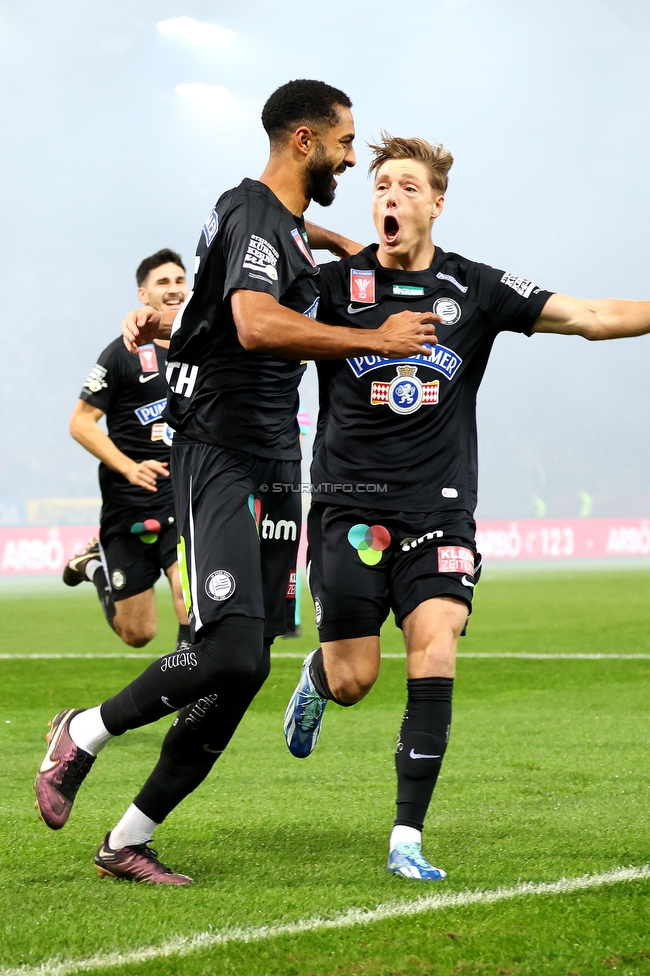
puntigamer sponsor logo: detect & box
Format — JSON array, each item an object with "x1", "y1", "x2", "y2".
[
  {"x1": 134, "y1": 399, "x2": 167, "y2": 425},
  {"x1": 393, "y1": 284, "x2": 425, "y2": 297},
  {"x1": 347, "y1": 345, "x2": 462, "y2": 382}
]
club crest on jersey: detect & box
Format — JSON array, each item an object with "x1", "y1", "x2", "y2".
[
  {"x1": 138, "y1": 345, "x2": 158, "y2": 373},
  {"x1": 291, "y1": 228, "x2": 316, "y2": 266},
  {"x1": 350, "y1": 269, "x2": 375, "y2": 304},
  {"x1": 202, "y1": 208, "x2": 219, "y2": 247},
  {"x1": 370, "y1": 365, "x2": 439, "y2": 415},
  {"x1": 433, "y1": 297, "x2": 461, "y2": 325}
]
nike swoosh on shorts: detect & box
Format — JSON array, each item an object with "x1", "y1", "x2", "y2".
[{"x1": 347, "y1": 303, "x2": 378, "y2": 315}]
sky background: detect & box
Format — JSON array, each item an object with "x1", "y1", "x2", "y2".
[{"x1": 1, "y1": 0, "x2": 649, "y2": 522}]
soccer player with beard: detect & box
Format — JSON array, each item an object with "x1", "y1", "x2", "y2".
[
  {"x1": 34, "y1": 83, "x2": 438, "y2": 884},
  {"x1": 63, "y1": 250, "x2": 190, "y2": 650},
  {"x1": 284, "y1": 134, "x2": 650, "y2": 881}
]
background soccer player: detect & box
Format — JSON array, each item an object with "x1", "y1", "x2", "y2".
[
  {"x1": 284, "y1": 134, "x2": 650, "y2": 882},
  {"x1": 35, "y1": 82, "x2": 438, "y2": 884},
  {"x1": 64, "y1": 249, "x2": 190, "y2": 650}
]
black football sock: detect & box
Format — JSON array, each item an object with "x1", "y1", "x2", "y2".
[
  {"x1": 100, "y1": 616, "x2": 265, "y2": 735},
  {"x1": 394, "y1": 677, "x2": 454, "y2": 832},
  {"x1": 175, "y1": 623, "x2": 192, "y2": 650},
  {"x1": 133, "y1": 642, "x2": 271, "y2": 823},
  {"x1": 90, "y1": 564, "x2": 116, "y2": 630},
  {"x1": 308, "y1": 647, "x2": 354, "y2": 707}
]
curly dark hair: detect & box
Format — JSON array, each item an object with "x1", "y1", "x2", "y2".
[{"x1": 262, "y1": 80, "x2": 352, "y2": 146}]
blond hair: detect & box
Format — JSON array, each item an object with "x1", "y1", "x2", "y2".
[{"x1": 368, "y1": 133, "x2": 454, "y2": 194}]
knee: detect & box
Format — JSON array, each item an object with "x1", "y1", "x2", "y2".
[
  {"x1": 114, "y1": 621, "x2": 156, "y2": 647},
  {"x1": 199, "y1": 617, "x2": 266, "y2": 685},
  {"x1": 328, "y1": 663, "x2": 378, "y2": 705}
]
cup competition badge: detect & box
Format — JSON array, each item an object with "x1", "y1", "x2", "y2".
[{"x1": 370, "y1": 365, "x2": 439, "y2": 415}]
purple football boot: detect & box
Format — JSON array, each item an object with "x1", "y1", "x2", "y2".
[
  {"x1": 94, "y1": 835, "x2": 194, "y2": 885},
  {"x1": 34, "y1": 709, "x2": 95, "y2": 829}
]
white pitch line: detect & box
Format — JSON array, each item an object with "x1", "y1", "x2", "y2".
[
  {"x1": 2, "y1": 864, "x2": 648, "y2": 976},
  {"x1": 3, "y1": 652, "x2": 650, "y2": 661},
  {"x1": 457, "y1": 652, "x2": 650, "y2": 660}
]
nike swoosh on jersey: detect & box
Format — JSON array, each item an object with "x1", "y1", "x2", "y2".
[
  {"x1": 461, "y1": 576, "x2": 475, "y2": 587},
  {"x1": 347, "y1": 303, "x2": 378, "y2": 315},
  {"x1": 409, "y1": 749, "x2": 441, "y2": 760},
  {"x1": 139, "y1": 373, "x2": 160, "y2": 383}
]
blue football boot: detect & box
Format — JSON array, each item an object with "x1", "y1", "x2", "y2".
[
  {"x1": 284, "y1": 650, "x2": 328, "y2": 758},
  {"x1": 387, "y1": 843, "x2": 447, "y2": 881}
]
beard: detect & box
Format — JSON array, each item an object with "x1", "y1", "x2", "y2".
[{"x1": 304, "y1": 144, "x2": 337, "y2": 207}]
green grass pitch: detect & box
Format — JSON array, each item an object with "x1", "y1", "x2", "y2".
[{"x1": 1, "y1": 568, "x2": 650, "y2": 975}]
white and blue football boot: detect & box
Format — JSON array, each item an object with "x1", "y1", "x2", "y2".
[
  {"x1": 387, "y1": 843, "x2": 447, "y2": 881},
  {"x1": 284, "y1": 650, "x2": 328, "y2": 758}
]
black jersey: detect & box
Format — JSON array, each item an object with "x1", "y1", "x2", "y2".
[
  {"x1": 311, "y1": 245, "x2": 554, "y2": 514},
  {"x1": 164, "y1": 179, "x2": 320, "y2": 460},
  {"x1": 79, "y1": 339, "x2": 175, "y2": 533}
]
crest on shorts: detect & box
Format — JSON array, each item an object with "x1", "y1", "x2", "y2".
[
  {"x1": 205, "y1": 570, "x2": 236, "y2": 602},
  {"x1": 370, "y1": 365, "x2": 439, "y2": 415}
]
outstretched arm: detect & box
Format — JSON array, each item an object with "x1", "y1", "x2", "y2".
[
  {"x1": 533, "y1": 294, "x2": 650, "y2": 340},
  {"x1": 69, "y1": 399, "x2": 169, "y2": 492},
  {"x1": 305, "y1": 221, "x2": 364, "y2": 258}
]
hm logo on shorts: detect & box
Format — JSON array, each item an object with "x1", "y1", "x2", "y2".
[{"x1": 261, "y1": 516, "x2": 297, "y2": 541}]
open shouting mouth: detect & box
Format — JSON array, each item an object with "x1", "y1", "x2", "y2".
[{"x1": 384, "y1": 214, "x2": 400, "y2": 246}]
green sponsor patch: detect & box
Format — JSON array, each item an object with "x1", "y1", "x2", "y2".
[{"x1": 392, "y1": 284, "x2": 425, "y2": 297}]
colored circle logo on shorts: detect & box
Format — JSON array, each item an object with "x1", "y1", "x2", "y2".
[
  {"x1": 347, "y1": 523, "x2": 391, "y2": 565},
  {"x1": 205, "y1": 570, "x2": 236, "y2": 602},
  {"x1": 433, "y1": 297, "x2": 461, "y2": 325}
]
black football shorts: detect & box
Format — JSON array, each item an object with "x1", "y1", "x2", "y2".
[
  {"x1": 99, "y1": 521, "x2": 178, "y2": 602},
  {"x1": 307, "y1": 503, "x2": 482, "y2": 643},
  {"x1": 172, "y1": 437, "x2": 300, "y2": 641}
]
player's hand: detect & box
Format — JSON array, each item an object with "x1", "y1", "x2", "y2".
[
  {"x1": 375, "y1": 310, "x2": 440, "y2": 358},
  {"x1": 124, "y1": 459, "x2": 170, "y2": 492},
  {"x1": 122, "y1": 306, "x2": 163, "y2": 353}
]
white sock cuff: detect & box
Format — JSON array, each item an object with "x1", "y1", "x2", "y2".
[
  {"x1": 69, "y1": 706, "x2": 113, "y2": 757},
  {"x1": 390, "y1": 825, "x2": 422, "y2": 849},
  {"x1": 84, "y1": 558, "x2": 103, "y2": 581},
  {"x1": 109, "y1": 804, "x2": 160, "y2": 850}
]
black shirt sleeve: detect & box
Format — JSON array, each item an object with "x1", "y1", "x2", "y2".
[
  {"x1": 222, "y1": 197, "x2": 297, "y2": 301},
  {"x1": 315, "y1": 259, "x2": 345, "y2": 323},
  {"x1": 79, "y1": 342, "x2": 123, "y2": 413},
  {"x1": 473, "y1": 262, "x2": 554, "y2": 335}
]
